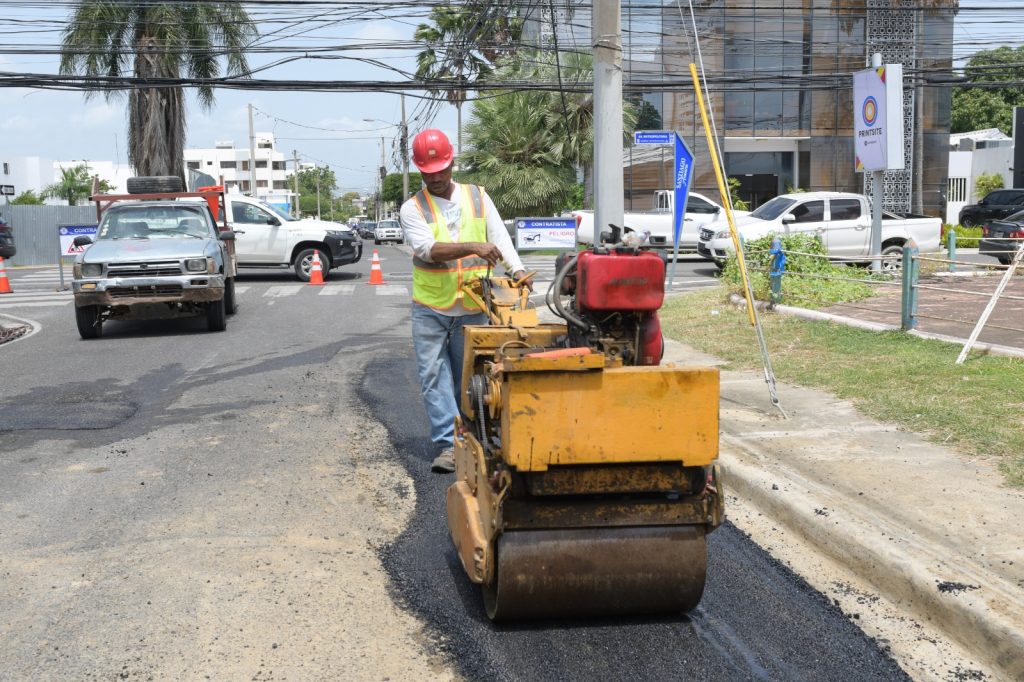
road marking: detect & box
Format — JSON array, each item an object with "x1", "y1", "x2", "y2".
[
  {"x1": 234, "y1": 285, "x2": 251, "y2": 295},
  {"x1": 0, "y1": 300, "x2": 73, "y2": 308},
  {"x1": 265, "y1": 285, "x2": 300, "y2": 298},
  {"x1": 320, "y1": 285, "x2": 355, "y2": 295},
  {"x1": 373, "y1": 285, "x2": 408, "y2": 296}
]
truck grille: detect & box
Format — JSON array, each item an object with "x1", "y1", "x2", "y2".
[
  {"x1": 107, "y1": 261, "x2": 182, "y2": 277},
  {"x1": 699, "y1": 228, "x2": 714, "y2": 241},
  {"x1": 107, "y1": 285, "x2": 183, "y2": 299}
]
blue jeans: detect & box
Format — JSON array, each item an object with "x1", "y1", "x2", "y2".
[{"x1": 410, "y1": 303, "x2": 487, "y2": 450}]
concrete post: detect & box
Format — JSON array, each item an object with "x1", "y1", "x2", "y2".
[
  {"x1": 401, "y1": 94, "x2": 410, "y2": 201},
  {"x1": 248, "y1": 103, "x2": 257, "y2": 197},
  {"x1": 947, "y1": 228, "x2": 957, "y2": 273},
  {"x1": 901, "y1": 242, "x2": 919, "y2": 331}
]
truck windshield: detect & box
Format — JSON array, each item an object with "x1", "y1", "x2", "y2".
[
  {"x1": 97, "y1": 205, "x2": 213, "y2": 240},
  {"x1": 750, "y1": 197, "x2": 797, "y2": 221},
  {"x1": 259, "y1": 201, "x2": 292, "y2": 222}
]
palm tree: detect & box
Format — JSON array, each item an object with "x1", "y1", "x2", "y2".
[
  {"x1": 42, "y1": 164, "x2": 114, "y2": 206},
  {"x1": 59, "y1": 3, "x2": 256, "y2": 180},
  {"x1": 414, "y1": 2, "x2": 523, "y2": 157}
]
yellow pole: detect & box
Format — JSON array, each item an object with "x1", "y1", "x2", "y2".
[{"x1": 688, "y1": 63, "x2": 756, "y2": 326}]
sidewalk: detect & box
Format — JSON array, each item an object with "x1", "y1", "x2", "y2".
[{"x1": 662, "y1": 337, "x2": 1024, "y2": 681}]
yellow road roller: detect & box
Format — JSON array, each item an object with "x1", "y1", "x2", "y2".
[{"x1": 446, "y1": 243, "x2": 724, "y2": 620}]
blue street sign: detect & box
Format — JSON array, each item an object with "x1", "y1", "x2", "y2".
[{"x1": 633, "y1": 131, "x2": 673, "y2": 145}]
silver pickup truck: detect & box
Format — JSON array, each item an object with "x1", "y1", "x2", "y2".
[{"x1": 72, "y1": 182, "x2": 237, "y2": 339}]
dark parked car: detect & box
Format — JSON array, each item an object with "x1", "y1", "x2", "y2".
[
  {"x1": 0, "y1": 215, "x2": 15, "y2": 259},
  {"x1": 979, "y1": 208, "x2": 1024, "y2": 265},
  {"x1": 358, "y1": 221, "x2": 377, "y2": 239},
  {"x1": 958, "y1": 188, "x2": 1024, "y2": 228}
]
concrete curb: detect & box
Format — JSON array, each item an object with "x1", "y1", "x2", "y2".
[{"x1": 719, "y1": 446, "x2": 1024, "y2": 680}]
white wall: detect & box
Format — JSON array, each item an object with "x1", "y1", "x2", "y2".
[{"x1": 0, "y1": 155, "x2": 54, "y2": 199}]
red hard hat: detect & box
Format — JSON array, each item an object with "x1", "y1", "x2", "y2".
[{"x1": 412, "y1": 128, "x2": 454, "y2": 173}]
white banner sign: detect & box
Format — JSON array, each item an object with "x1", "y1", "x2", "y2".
[{"x1": 853, "y1": 64, "x2": 904, "y2": 172}]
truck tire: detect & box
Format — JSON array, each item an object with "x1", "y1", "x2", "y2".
[
  {"x1": 75, "y1": 305, "x2": 102, "y2": 339},
  {"x1": 223, "y1": 278, "x2": 238, "y2": 315},
  {"x1": 206, "y1": 296, "x2": 227, "y2": 331},
  {"x1": 127, "y1": 175, "x2": 185, "y2": 194},
  {"x1": 880, "y1": 244, "x2": 905, "y2": 274},
  {"x1": 294, "y1": 247, "x2": 330, "y2": 282}
]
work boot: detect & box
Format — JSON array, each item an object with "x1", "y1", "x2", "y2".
[{"x1": 431, "y1": 447, "x2": 455, "y2": 473}]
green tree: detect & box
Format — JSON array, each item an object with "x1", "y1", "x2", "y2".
[
  {"x1": 974, "y1": 172, "x2": 1005, "y2": 200},
  {"x1": 951, "y1": 46, "x2": 1024, "y2": 135},
  {"x1": 382, "y1": 172, "x2": 423, "y2": 205},
  {"x1": 295, "y1": 166, "x2": 337, "y2": 218},
  {"x1": 462, "y1": 50, "x2": 636, "y2": 217},
  {"x1": 10, "y1": 190, "x2": 44, "y2": 205},
  {"x1": 632, "y1": 99, "x2": 663, "y2": 131},
  {"x1": 42, "y1": 164, "x2": 114, "y2": 206},
  {"x1": 59, "y1": 3, "x2": 256, "y2": 179},
  {"x1": 727, "y1": 177, "x2": 750, "y2": 211},
  {"x1": 414, "y1": 2, "x2": 523, "y2": 154}
]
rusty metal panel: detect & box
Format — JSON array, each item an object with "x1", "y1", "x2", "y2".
[{"x1": 502, "y1": 365, "x2": 719, "y2": 471}]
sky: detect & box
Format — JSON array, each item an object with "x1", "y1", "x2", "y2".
[{"x1": 0, "y1": 1, "x2": 1020, "y2": 196}]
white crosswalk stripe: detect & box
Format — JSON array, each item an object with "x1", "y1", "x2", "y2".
[
  {"x1": 374, "y1": 285, "x2": 408, "y2": 296},
  {"x1": 264, "y1": 285, "x2": 301, "y2": 298},
  {"x1": 234, "y1": 285, "x2": 251, "y2": 295},
  {"x1": 319, "y1": 285, "x2": 355, "y2": 295}
]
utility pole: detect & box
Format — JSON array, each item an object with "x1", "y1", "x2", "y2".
[
  {"x1": 315, "y1": 165, "x2": 321, "y2": 220},
  {"x1": 292, "y1": 149, "x2": 300, "y2": 218},
  {"x1": 591, "y1": 1, "x2": 624, "y2": 247},
  {"x1": 401, "y1": 93, "x2": 410, "y2": 201},
  {"x1": 379, "y1": 136, "x2": 386, "y2": 220},
  {"x1": 247, "y1": 103, "x2": 257, "y2": 197}
]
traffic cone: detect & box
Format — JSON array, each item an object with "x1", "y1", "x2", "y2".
[
  {"x1": 0, "y1": 257, "x2": 11, "y2": 295},
  {"x1": 367, "y1": 250, "x2": 385, "y2": 285},
  {"x1": 309, "y1": 251, "x2": 325, "y2": 286}
]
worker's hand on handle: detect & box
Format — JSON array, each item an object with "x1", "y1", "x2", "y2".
[
  {"x1": 472, "y1": 242, "x2": 503, "y2": 266},
  {"x1": 512, "y1": 270, "x2": 534, "y2": 292}
]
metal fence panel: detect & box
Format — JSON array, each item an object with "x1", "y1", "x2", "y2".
[{"x1": 0, "y1": 205, "x2": 97, "y2": 266}]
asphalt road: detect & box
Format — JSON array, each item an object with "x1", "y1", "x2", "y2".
[{"x1": 0, "y1": 245, "x2": 908, "y2": 679}]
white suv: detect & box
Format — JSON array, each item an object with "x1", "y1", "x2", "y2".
[{"x1": 374, "y1": 219, "x2": 404, "y2": 245}]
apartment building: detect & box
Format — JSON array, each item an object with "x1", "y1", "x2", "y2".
[{"x1": 184, "y1": 133, "x2": 293, "y2": 207}]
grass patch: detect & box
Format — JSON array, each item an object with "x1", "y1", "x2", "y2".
[{"x1": 661, "y1": 288, "x2": 1024, "y2": 487}]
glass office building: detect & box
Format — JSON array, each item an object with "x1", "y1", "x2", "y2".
[{"x1": 622, "y1": 0, "x2": 956, "y2": 215}]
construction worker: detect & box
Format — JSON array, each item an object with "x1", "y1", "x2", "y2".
[{"x1": 399, "y1": 128, "x2": 528, "y2": 473}]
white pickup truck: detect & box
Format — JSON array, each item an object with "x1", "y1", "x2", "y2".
[
  {"x1": 696, "y1": 192, "x2": 942, "y2": 272},
  {"x1": 571, "y1": 190, "x2": 739, "y2": 252},
  {"x1": 223, "y1": 194, "x2": 362, "y2": 281}
]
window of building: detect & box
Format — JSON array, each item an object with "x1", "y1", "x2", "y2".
[
  {"x1": 273, "y1": 180, "x2": 288, "y2": 190},
  {"x1": 256, "y1": 180, "x2": 268, "y2": 188},
  {"x1": 273, "y1": 161, "x2": 286, "y2": 171},
  {"x1": 791, "y1": 200, "x2": 824, "y2": 222},
  {"x1": 241, "y1": 161, "x2": 249, "y2": 171},
  {"x1": 256, "y1": 160, "x2": 267, "y2": 169},
  {"x1": 258, "y1": 142, "x2": 273, "y2": 149},
  {"x1": 2, "y1": 162, "x2": 9, "y2": 175},
  {"x1": 207, "y1": 161, "x2": 213, "y2": 166},
  {"x1": 186, "y1": 161, "x2": 200, "y2": 170},
  {"x1": 220, "y1": 160, "x2": 236, "y2": 169},
  {"x1": 829, "y1": 199, "x2": 861, "y2": 221},
  {"x1": 240, "y1": 180, "x2": 250, "y2": 191}
]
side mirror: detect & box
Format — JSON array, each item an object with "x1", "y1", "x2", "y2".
[
  {"x1": 781, "y1": 214, "x2": 796, "y2": 224},
  {"x1": 73, "y1": 236, "x2": 93, "y2": 247},
  {"x1": 218, "y1": 231, "x2": 236, "y2": 241},
  {"x1": 267, "y1": 216, "x2": 281, "y2": 226}
]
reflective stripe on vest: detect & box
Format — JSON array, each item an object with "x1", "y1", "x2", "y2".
[{"x1": 412, "y1": 184, "x2": 490, "y2": 311}]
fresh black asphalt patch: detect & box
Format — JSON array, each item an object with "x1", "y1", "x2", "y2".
[{"x1": 359, "y1": 352, "x2": 911, "y2": 682}]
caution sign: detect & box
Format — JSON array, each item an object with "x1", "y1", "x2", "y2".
[{"x1": 59, "y1": 224, "x2": 99, "y2": 255}]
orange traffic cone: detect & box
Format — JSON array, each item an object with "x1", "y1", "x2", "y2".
[
  {"x1": 0, "y1": 257, "x2": 12, "y2": 294},
  {"x1": 309, "y1": 251, "x2": 325, "y2": 286},
  {"x1": 367, "y1": 250, "x2": 385, "y2": 285}
]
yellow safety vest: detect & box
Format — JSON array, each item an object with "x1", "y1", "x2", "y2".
[{"x1": 411, "y1": 184, "x2": 490, "y2": 311}]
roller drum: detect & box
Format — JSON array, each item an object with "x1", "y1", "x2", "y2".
[{"x1": 483, "y1": 525, "x2": 707, "y2": 620}]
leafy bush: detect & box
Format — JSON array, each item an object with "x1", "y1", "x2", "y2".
[
  {"x1": 721, "y1": 233, "x2": 875, "y2": 308},
  {"x1": 974, "y1": 172, "x2": 1004, "y2": 200},
  {"x1": 941, "y1": 224, "x2": 982, "y2": 249}
]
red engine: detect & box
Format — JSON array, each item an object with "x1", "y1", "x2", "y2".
[{"x1": 553, "y1": 248, "x2": 665, "y2": 366}]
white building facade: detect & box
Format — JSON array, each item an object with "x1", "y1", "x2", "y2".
[
  {"x1": 184, "y1": 133, "x2": 294, "y2": 210},
  {"x1": 946, "y1": 129, "x2": 1015, "y2": 225}
]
